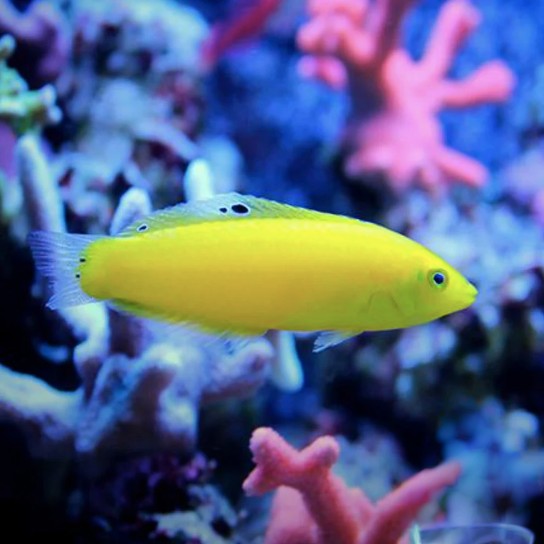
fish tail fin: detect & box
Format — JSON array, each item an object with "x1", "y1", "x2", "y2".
[{"x1": 27, "y1": 231, "x2": 102, "y2": 309}]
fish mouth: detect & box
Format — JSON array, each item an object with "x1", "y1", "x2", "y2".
[
  {"x1": 466, "y1": 282, "x2": 478, "y2": 303},
  {"x1": 457, "y1": 281, "x2": 478, "y2": 311}
]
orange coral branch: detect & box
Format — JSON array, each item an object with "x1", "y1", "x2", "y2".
[{"x1": 244, "y1": 427, "x2": 461, "y2": 544}]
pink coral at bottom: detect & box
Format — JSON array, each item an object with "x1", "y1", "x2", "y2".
[{"x1": 243, "y1": 427, "x2": 461, "y2": 544}]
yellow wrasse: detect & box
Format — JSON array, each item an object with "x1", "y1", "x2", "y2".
[{"x1": 28, "y1": 193, "x2": 477, "y2": 351}]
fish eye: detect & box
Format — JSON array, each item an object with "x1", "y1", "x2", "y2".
[{"x1": 428, "y1": 269, "x2": 448, "y2": 290}]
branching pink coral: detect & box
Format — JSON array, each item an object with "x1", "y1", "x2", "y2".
[
  {"x1": 244, "y1": 427, "x2": 461, "y2": 544},
  {"x1": 297, "y1": 0, "x2": 515, "y2": 193}
]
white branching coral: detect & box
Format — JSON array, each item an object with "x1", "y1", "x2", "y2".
[{"x1": 0, "y1": 133, "x2": 275, "y2": 459}]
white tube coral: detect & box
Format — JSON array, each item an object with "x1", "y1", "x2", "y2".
[{"x1": 0, "y1": 138, "x2": 276, "y2": 460}]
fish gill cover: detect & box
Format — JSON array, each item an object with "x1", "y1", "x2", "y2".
[{"x1": 0, "y1": 0, "x2": 543, "y2": 542}]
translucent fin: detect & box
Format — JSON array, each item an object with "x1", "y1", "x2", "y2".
[
  {"x1": 133, "y1": 314, "x2": 233, "y2": 353},
  {"x1": 313, "y1": 330, "x2": 361, "y2": 353},
  {"x1": 143, "y1": 318, "x2": 257, "y2": 358},
  {"x1": 110, "y1": 298, "x2": 266, "y2": 339},
  {"x1": 27, "y1": 231, "x2": 101, "y2": 309},
  {"x1": 118, "y1": 192, "x2": 358, "y2": 237}
]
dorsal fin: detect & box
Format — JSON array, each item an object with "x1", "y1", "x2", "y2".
[{"x1": 117, "y1": 193, "x2": 357, "y2": 237}]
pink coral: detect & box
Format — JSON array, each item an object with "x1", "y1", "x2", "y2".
[
  {"x1": 297, "y1": 0, "x2": 515, "y2": 193},
  {"x1": 244, "y1": 427, "x2": 461, "y2": 544}
]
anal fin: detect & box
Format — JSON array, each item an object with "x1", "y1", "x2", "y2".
[
  {"x1": 109, "y1": 298, "x2": 267, "y2": 348},
  {"x1": 313, "y1": 330, "x2": 361, "y2": 353}
]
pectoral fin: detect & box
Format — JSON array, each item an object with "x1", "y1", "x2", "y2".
[{"x1": 313, "y1": 330, "x2": 362, "y2": 353}]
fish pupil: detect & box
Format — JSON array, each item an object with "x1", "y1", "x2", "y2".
[
  {"x1": 433, "y1": 272, "x2": 445, "y2": 285},
  {"x1": 231, "y1": 203, "x2": 249, "y2": 214}
]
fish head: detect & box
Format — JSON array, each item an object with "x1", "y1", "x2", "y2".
[{"x1": 406, "y1": 255, "x2": 477, "y2": 323}]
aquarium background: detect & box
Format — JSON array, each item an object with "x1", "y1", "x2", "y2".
[{"x1": 0, "y1": 0, "x2": 543, "y2": 542}]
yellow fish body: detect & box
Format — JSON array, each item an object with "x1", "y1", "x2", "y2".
[{"x1": 29, "y1": 193, "x2": 477, "y2": 351}]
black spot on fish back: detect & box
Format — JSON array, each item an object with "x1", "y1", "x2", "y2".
[{"x1": 231, "y1": 203, "x2": 249, "y2": 215}]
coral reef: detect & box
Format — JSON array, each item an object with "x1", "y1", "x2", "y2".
[
  {"x1": 37, "y1": 0, "x2": 210, "y2": 230},
  {"x1": 244, "y1": 427, "x2": 461, "y2": 544},
  {"x1": 297, "y1": 0, "x2": 515, "y2": 192},
  {"x1": 501, "y1": 141, "x2": 544, "y2": 227},
  {"x1": 0, "y1": 133, "x2": 275, "y2": 460},
  {"x1": 0, "y1": 0, "x2": 69, "y2": 87},
  {"x1": 0, "y1": 35, "x2": 61, "y2": 134},
  {"x1": 88, "y1": 452, "x2": 239, "y2": 543},
  {"x1": 0, "y1": 0, "x2": 542, "y2": 540},
  {"x1": 0, "y1": 34, "x2": 62, "y2": 219},
  {"x1": 440, "y1": 398, "x2": 544, "y2": 524}
]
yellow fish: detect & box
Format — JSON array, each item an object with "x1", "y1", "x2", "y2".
[{"x1": 28, "y1": 193, "x2": 477, "y2": 352}]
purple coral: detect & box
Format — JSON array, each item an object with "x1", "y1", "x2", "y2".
[
  {"x1": 0, "y1": 133, "x2": 275, "y2": 460},
  {"x1": 0, "y1": 0, "x2": 69, "y2": 87}
]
